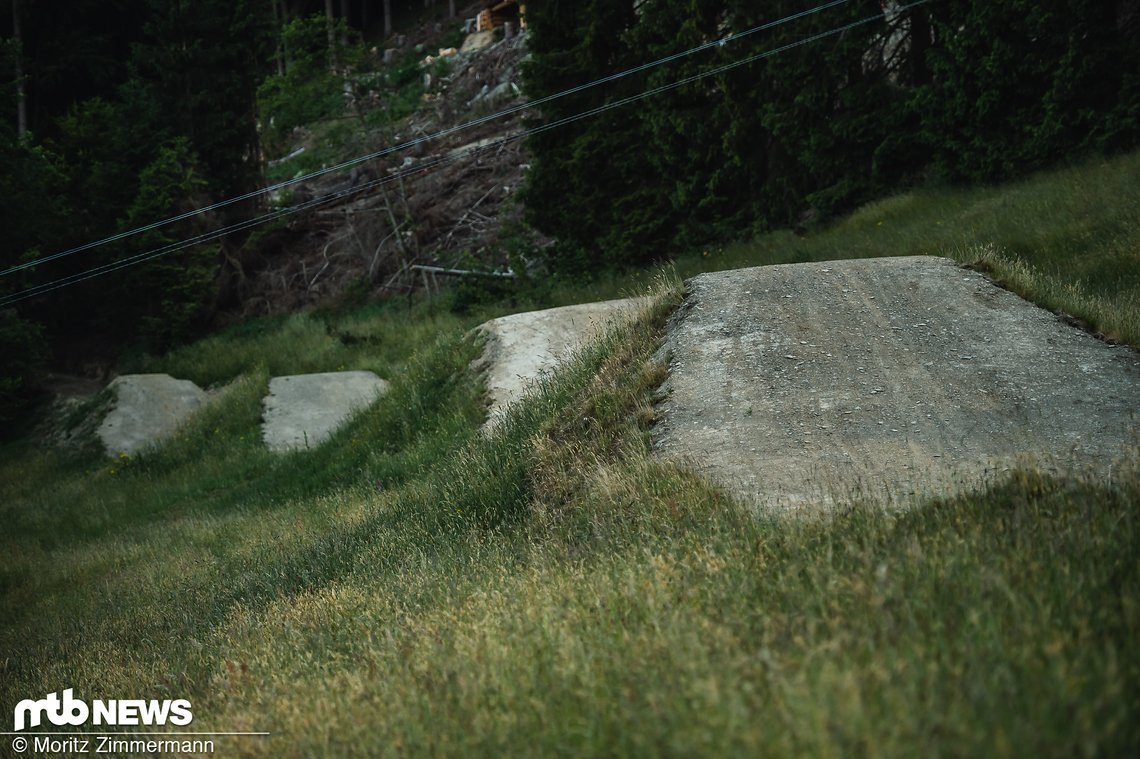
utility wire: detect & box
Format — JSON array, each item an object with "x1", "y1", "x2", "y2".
[
  {"x1": 2, "y1": 142, "x2": 527, "y2": 305},
  {"x1": 0, "y1": 0, "x2": 849, "y2": 278},
  {"x1": 0, "y1": 0, "x2": 934, "y2": 308}
]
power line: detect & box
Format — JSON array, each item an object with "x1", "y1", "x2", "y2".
[
  {"x1": 0, "y1": 0, "x2": 935, "y2": 308},
  {"x1": 0, "y1": 0, "x2": 849, "y2": 278},
  {"x1": 0, "y1": 1, "x2": 930, "y2": 306},
  {"x1": 1, "y1": 143, "x2": 525, "y2": 305}
]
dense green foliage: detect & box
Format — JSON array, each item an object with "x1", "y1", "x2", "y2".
[
  {"x1": 0, "y1": 138, "x2": 68, "y2": 420},
  {"x1": 0, "y1": 136, "x2": 69, "y2": 263},
  {"x1": 0, "y1": 309, "x2": 47, "y2": 423},
  {"x1": 920, "y1": 0, "x2": 1140, "y2": 180},
  {"x1": 521, "y1": 1, "x2": 671, "y2": 274},
  {"x1": 0, "y1": 0, "x2": 369, "y2": 422},
  {"x1": 0, "y1": 0, "x2": 275, "y2": 371},
  {"x1": 258, "y1": 15, "x2": 360, "y2": 150},
  {"x1": 116, "y1": 139, "x2": 220, "y2": 349},
  {"x1": 129, "y1": 0, "x2": 272, "y2": 203},
  {"x1": 523, "y1": 0, "x2": 1140, "y2": 270},
  {"x1": 0, "y1": 0, "x2": 454, "y2": 397}
]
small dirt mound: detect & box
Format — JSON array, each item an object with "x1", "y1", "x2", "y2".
[
  {"x1": 475, "y1": 298, "x2": 650, "y2": 428},
  {"x1": 97, "y1": 374, "x2": 209, "y2": 457},
  {"x1": 261, "y1": 371, "x2": 390, "y2": 452}
]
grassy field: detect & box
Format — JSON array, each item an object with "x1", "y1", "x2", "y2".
[{"x1": 1, "y1": 152, "x2": 1138, "y2": 756}]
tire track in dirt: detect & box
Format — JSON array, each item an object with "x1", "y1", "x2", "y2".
[{"x1": 652, "y1": 257, "x2": 1140, "y2": 511}]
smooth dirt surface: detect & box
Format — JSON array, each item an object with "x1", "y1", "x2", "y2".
[
  {"x1": 476, "y1": 298, "x2": 651, "y2": 428},
  {"x1": 97, "y1": 374, "x2": 208, "y2": 457},
  {"x1": 653, "y1": 257, "x2": 1140, "y2": 510},
  {"x1": 262, "y1": 371, "x2": 390, "y2": 452}
]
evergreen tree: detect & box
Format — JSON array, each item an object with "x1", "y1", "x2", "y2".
[
  {"x1": 8, "y1": 0, "x2": 148, "y2": 139},
  {"x1": 743, "y1": 0, "x2": 915, "y2": 218},
  {"x1": 52, "y1": 96, "x2": 154, "y2": 244},
  {"x1": 632, "y1": 0, "x2": 745, "y2": 246},
  {"x1": 0, "y1": 134, "x2": 70, "y2": 273},
  {"x1": 0, "y1": 308, "x2": 46, "y2": 425},
  {"x1": 258, "y1": 13, "x2": 362, "y2": 151},
  {"x1": 521, "y1": 0, "x2": 674, "y2": 273},
  {"x1": 0, "y1": 134, "x2": 67, "y2": 422},
  {"x1": 128, "y1": 0, "x2": 273, "y2": 205},
  {"x1": 114, "y1": 138, "x2": 219, "y2": 349},
  {"x1": 3, "y1": 0, "x2": 277, "y2": 357},
  {"x1": 918, "y1": 0, "x2": 1140, "y2": 182},
  {"x1": 522, "y1": 0, "x2": 1140, "y2": 271}
]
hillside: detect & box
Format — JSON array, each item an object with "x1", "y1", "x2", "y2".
[
  {"x1": 2, "y1": 152, "x2": 1138, "y2": 755},
  {"x1": 4, "y1": 0, "x2": 1138, "y2": 421},
  {"x1": 0, "y1": 1, "x2": 539, "y2": 409},
  {"x1": 226, "y1": 11, "x2": 536, "y2": 320}
]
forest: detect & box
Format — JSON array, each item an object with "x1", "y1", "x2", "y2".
[
  {"x1": 522, "y1": 0, "x2": 1140, "y2": 270},
  {"x1": 2, "y1": 0, "x2": 1138, "y2": 423}
]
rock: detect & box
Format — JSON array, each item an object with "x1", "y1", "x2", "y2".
[
  {"x1": 460, "y1": 30, "x2": 495, "y2": 53},
  {"x1": 486, "y1": 81, "x2": 515, "y2": 102}
]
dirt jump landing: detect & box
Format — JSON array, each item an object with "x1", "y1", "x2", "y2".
[
  {"x1": 97, "y1": 374, "x2": 208, "y2": 457},
  {"x1": 476, "y1": 298, "x2": 650, "y2": 429},
  {"x1": 261, "y1": 371, "x2": 390, "y2": 452},
  {"x1": 653, "y1": 256, "x2": 1140, "y2": 511}
]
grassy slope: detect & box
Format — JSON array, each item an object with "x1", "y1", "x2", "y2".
[
  {"x1": 1, "y1": 153, "x2": 1138, "y2": 756},
  {"x1": 683, "y1": 151, "x2": 1140, "y2": 345}
]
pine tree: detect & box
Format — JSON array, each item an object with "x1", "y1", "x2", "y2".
[
  {"x1": 11, "y1": 0, "x2": 25, "y2": 138},
  {"x1": 10, "y1": 0, "x2": 149, "y2": 140},
  {"x1": 521, "y1": 0, "x2": 674, "y2": 272},
  {"x1": 129, "y1": 0, "x2": 273, "y2": 206},
  {"x1": 0, "y1": 134, "x2": 66, "y2": 421},
  {"x1": 115, "y1": 138, "x2": 219, "y2": 349},
  {"x1": 633, "y1": 0, "x2": 765, "y2": 244},
  {"x1": 918, "y1": 0, "x2": 1140, "y2": 182}
]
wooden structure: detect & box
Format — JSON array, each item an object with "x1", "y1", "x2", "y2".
[{"x1": 477, "y1": 2, "x2": 527, "y2": 32}]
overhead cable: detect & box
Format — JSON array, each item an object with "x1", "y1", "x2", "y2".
[
  {"x1": 0, "y1": 0, "x2": 935, "y2": 307},
  {"x1": 0, "y1": 0, "x2": 848, "y2": 278}
]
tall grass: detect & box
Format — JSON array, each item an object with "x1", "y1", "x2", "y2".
[
  {"x1": 125, "y1": 298, "x2": 475, "y2": 389},
  {"x1": 679, "y1": 151, "x2": 1140, "y2": 345},
  {"x1": 2, "y1": 154, "x2": 1138, "y2": 756}
]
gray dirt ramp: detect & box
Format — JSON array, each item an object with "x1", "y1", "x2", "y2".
[
  {"x1": 262, "y1": 371, "x2": 390, "y2": 452},
  {"x1": 98, "y1": 374, "x2": 208, "y2": 457},
  {"x1": 653, "y1": 256, "x2": 1140, "y2": 510},
  {"x1": 476, "y1": 297, "x2": 650, "y2": 429}
]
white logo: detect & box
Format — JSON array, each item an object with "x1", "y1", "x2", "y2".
[{"x1": 13, "y1": 689, "x2": 193, "y2": 732}]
